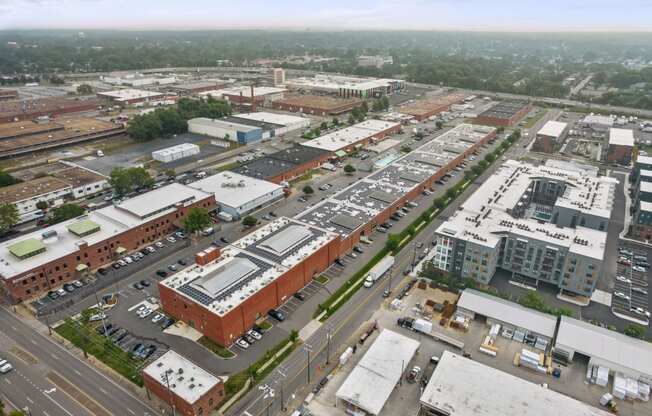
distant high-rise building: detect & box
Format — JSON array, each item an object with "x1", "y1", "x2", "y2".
[{"x1": 273, "y1": 68, "x2": 285, "y2": 86}]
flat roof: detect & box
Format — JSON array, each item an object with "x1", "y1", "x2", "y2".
[
  {"x1": 67, "y1": 219, "x2": 101, "y2": 237},
  {"x1": 233, "y1": 157, "x2": 296, "y2": 180},
  {"x1": 161, "y1": 217, "x2": 337, "y2": 316},
  {"x1": 556, "y1": 316, "x2": 652, "y2": 379},
  {"x1": 116, "y1": 183, "x2": 211, "y2": 219},
  {"x1": 609, "y1": 128, "x2": 635, "y2": 147},
  {"x1": 457, "y1": 289, "x2": 557, "y2": 338},
  {"x1": 8, "y1": 238, "x2": 45, "y2": 259},
  {"x1": 582, "y1": 114, "x2": 614, "y2": 126},
  {"x1": 0, "y1": 97, "x2": 103, "y2": 119},
  {"x1": 188, "y1": 117, "x2": 261, "y2": 133},
  {"x1": 188, "y1": 171, "x2": 282, "y2": 210},
  {"x1": 302, "y1": 120, "x2": 400, "y2": 152},
  {"x1": 199, "y1": 86, "x2": 286, "y2": 98},
  {"x1": 478, "y1": 100, "x2": 530, "y2": 120},
  {"x1": 0, "y1": 176, "x2": 71, "y2": 204},
  {"x1": 151, "y1": 143, "x2": 199, "y2": 158},
  {"x1": 51, "y1": 166, "x2": 107, "y2": 188},
  {"x1": 537, "y1": 120, "x2": 568, "y2": 138},
  {"x1": 232, "y1": 112, "x2": 309, "y2": 127},
  {"x1": 420, "y1": 351, "x2": 610, "y2": 416},
  {"x1": 143, "y1": 350, "x2": 219, "y2": 405},
  {"x1": 398, "y1": 93, "x2": 467, "y2": 117},
  {"x1": 637, "y1": 155, "x2": 652, "y2": 166},
  {"x1": 336, "y1": 330, "x2": 420, "y2": 416},
  {"x1": 275, "y1": 95, "x2": 361, "y2": 110},
  {"x1": 97, "y1": 89, "x2": 166, "y2": 101}
]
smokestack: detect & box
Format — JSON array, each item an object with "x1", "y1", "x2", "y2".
[{"x1": 250, "y1": 85, "x2": 256, "y2": 112}]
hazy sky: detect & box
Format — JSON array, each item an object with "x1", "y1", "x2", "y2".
[{"x1": 0, "y1": 0, "x2": 649, "y2": 31}]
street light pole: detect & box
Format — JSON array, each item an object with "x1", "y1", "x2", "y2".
[
  {"x1": 326, "y1": 325, "x2": 332, "y2": 366},
  {"x1": 276, "y1": 367, "x2": 287, "y2": 412},
  {"x1": 304, "y1": 344, "x2": 313, "y2": 384},
  {"x1": 164, "y1": 371, "x2": 177, "y2": 416}
]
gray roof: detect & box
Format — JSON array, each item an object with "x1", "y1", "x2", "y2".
[
  {"x1": 190, "y1": 257, "x2": 259, "y2": 298},
  {"x1": 369, "y1": 190, "x2": 397, "y2": 204},
  {"x1": 258, "y1": 225, "x2": 313, "y2": 256},
  {"x1": 331, "y1": 214, "x2": 365, "y2": 231}
]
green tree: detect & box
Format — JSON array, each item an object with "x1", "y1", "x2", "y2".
[
  {"x1": 496, "y1": 126, "x2": 505, "y2": 134},
  {"x1": 302, "y1": 185, "x2": 314, "y2": 195},
  {"x1": 464, "y1": 170, "x2": 475, "y2": 180},
  {"x1": 289, "y1": 329, "x2": 299, "y2": 342},
  {"x1": 0, "y1": 170, "x2": 20, "y2": 188},
  {"x1": 435, "y1": 121, "x2": 443, "y2": 130},
  {"x1": 478, "y1": 160, "x2": 489, "y2": 169},
  {"x1": 471, "y1": 165, "x2": 483, "y2": 176},
  {"x1": 433, "y1": 198, "x2": 446, "y2": 209},
  {"x1": 183, "y1": 207, "x2": 212, "y2": 234},
  {"x1": 360, "y1": 101, "x2": 369, "y2": 114},
  {"x1": 0, "y1": 203, "x2": 19, "y2": 234},
  {"x1": 624, "y1": 324, "x2": 646, "y2": 339},
  {"x1": 385, "y1": 233, "x2": 401, "y2": 252},
  {"x1": 49, "y1": 203, "x2": 85, "y2": 224},
  {"x1": 400, "y1": 145, "x2": 412, "y2": 153},
  {"x1": 331, "y1": 117, "x2": 339, "y2": 127},
  {"x1": 77, "y1": 84, "x2": 93, "y2": 94},
  {"x1": 242, "y1": 215, "x2": 257, "y2": 227},
  {"x1": 320, "y1": 121, "x2": 328, "y2": 130},
  {"x1": 311, "y1": 127, "x2": 321, "y2": 137},
  {"x1": 348, "y1": 114, "x2": 356, "y2": 125},
  {"x1": 343, "y1": 164, "x2": 356, "y2": 175},
  {"x1": 519, "y1": 292, "x2": 547, "y2": 312},
  {"x1": 109, "y1": 167, "x2": 154, "y2": 196},
  {"x1": 164, "y1": 169, "x2": 176, "y2": 178},
  {"x1": 445, "y1": 188, "x2": 456, "y2": 200},
  {"x1": 35, "y1": 200, "x2": 49, "y2": 211}
]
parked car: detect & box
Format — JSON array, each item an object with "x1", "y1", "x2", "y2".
[
  {"x1": 633, "y1": 266, "x2": 647, "y2": 273},
  {"x1": 235, "y1": 338, "x2": 250, "y2": 349},
  {"x1": 631, "y1": 307, "x2": 651, "y2": 317},
  {"x1": 335, "y1": 258, "x2": 345, "y2": 266},
  {"x1": 168, "y1": 265, "x2": 178, "y2": 272},
  {"x1": 97, "y1": 267, "x2": 108, "y2": 276},
  {"x1": 0, "y1": 358, "x2": 13, "y2": 374},
  {"x1": 133, "y1": 282, "x2": 144, "y2": 290},
  {"x1": 293, "y1": 292, "x2": 306, "y2": 301},
  {"x1": 166, "y1": 236, "x2": 176, "y2": 243},
  {"x1": 123, "y1": 256, "x2": 133, "y2": 264},
  {"x1": 140, "y1": 279, "x2": 151, "y2": 287},
  {"x1": 178, "y1": 259, "x2": 187, "y2": 266},
  {"x1": 614, "y1": 291, "x2": 630, "y2": 300},
  {"x1": 56, "y1": 288, "x2": 67, "y2": 297},
  {"x1": 353, "y1": 246, "x2": 363, "y2": 254},
  {"x1": 89, "y1": 312, "x2": 106, "y2": 322},
  {"x1": 407, "y1": 366, "x2": 421, "y2": 383},
  {"x1": 70, "y1": 282, "x2": 81, "y2": 290},
  {"x1": 247, "y1": 329, "x2": 262, "y2": 340},
  {"x1": 47, "y1": 291, "x2": 59, "y2": 300},
  {"x1": 146, "y1": 246, "x2": 156, "y2": 253},
  {"x1": 156, "y1": 270, "x2": 168, "y2": 278},
  {"x1": 139, "y1": 308, "x2": 153, "y2": 319},
  {"x1": 161, "y1": 318, "x2": 175, "y2": 329},
  {"x1": 152, "y1": 313, "x2": 164, "y2": 323},
  {"x1": 397, "y1": 317, "x2": 415, "y2": 328},
  {"x1": 268, "y1": 309, "x2": 285, "y2": 321},
  {"x1": 633, "y1": 255, "x2": 647, "y2": 262},
  {"x1": 632, "y1": 286, "x2": 648, "y2": 295},
  {"x1": 155, "y1": 242, "x2": 164, "y2": 248},
  {"x1": 220, "y1": 237, "x2": 230, "y2": 244},
  {"x1": 616, "y1": 276, "x2": 631, "y2": 283},
  {"x1": 243, "y1": 334, "x2": 256, "y2": 345}
]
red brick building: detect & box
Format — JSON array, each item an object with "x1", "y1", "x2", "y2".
[
  {"x1": 0, "y1": 89, "x2": 18, "y2": 101},
  {"x1": 273, "y1": 95, "x2": 362, "y2": 116},
  {"x1": 0, "y1": 97, "x2": 103, "y2": 123},
  {"x1": 143, "y1": 350, "x2": 224, "y2": 416},
  {"x1": 606, "y1": 128, "x2": 634, "y2": 165},
  {"x1": 159, "y1": 218, "x2": 340, "y2": 346},
  {"x1": 233, "y1": 145, "x2": 332, "y2": 184},
  {"x1": 0, "y1": 183, "x2": 215, "y2": 303},
  {"x1": 474, "y1": 100, "x2": 532, "y2": 127}
]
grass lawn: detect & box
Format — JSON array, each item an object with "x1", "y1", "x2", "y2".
[
  {"x1": 258, "y1": 320, "x2": 273, "y2": 331},
  {"x1": 524, "y1": 109, "x2": 548, "y2": 128},
  {"x1": 199, "y1": 336, "x2": 235, "y2": 358},
  {"x1": 54, "y1": 319, "x2": 144, "y2": 386},
  {"x1": 314, "y1": 275, "x2": 329, "y2": 285}
]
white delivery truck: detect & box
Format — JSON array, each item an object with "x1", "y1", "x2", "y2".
[
  {"x1": 217, "y1": 212, "x2": 234, "y2": 222},
  {"x1": 412, "y1": 318, "x2": 433, "y2": 334},
  {"x1": 363, "y1": 255, "x2": 395, "y2": 288}
]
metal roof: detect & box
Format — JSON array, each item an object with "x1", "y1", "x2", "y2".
[
  {"x1": 258, "y1": 225, "x2": 313, "y2": 256},
  {"x1": 190, "y1": 257, "x2": 259, "y2": 298},
  {"x1": 537, "y1": 120, "x2": 568, "y2": 139},
  {"x1": 420, "y1": 351, "x2": 610, "y2": 416},
  {"x1": 330, "y1": 214, "x2": 365, "y2": 231},
  {"x1": 369, "y1": 190, "x2": 397, "y2": 204},
  {"x1": 457, "y1": 289, "x2": 557, "y2": 338},
  {"x1": 336, "y1": 330, "x2": 420, "y2": 415},
  {"x1": 609, "y1": 128, "x2": 635, "y2": 147}
]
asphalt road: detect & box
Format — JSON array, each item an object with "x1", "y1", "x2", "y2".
[{"x1": 0, "y1": 307, "x2": 159, "y2": 416}]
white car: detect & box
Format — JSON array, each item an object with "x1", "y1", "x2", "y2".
[
  {"x1": 123, "y1": 256, "x2": 133, "y2": 264},
  {"x1": 0, "y1": 359, "x2": 12, "y2": 374},
  {"x1": 117, "y1": 259, "x2": 127, "y2": 267},
  {"x1": 633, "y1": 266, "x2": 647, "y2": 273},
  {"x1": 146, "y1": 246, "x2": 156, "y2": 253},
  {"x1": 139, "y1": 308, "x2": 153, "y2": 318},
  {"x1": 166, "y1": 236, "x2": 176, "y2": 243},
  {"x1": 235, "y1": 338, "x2": 249, "y2": 349},
  {"x1": 615, "y1": 275, "x2": 631, "y2": 283},
  {"x1": 247, "y1": 329, "x2": 262, "y2": 340},
  {"x1": 57, "y1": 288, "x2": 67, "y2": 297},
  {"x1": 632, "y1": 286, "x2": 648, "y2": 295},
  {"x1": 155, "y1": 242, "x2": 164, "y2": 248},
  {"x1": 151, "y1": 313, "x2": 164, "y2": 324},
  {"x1": 614, "y1": 291, "x2": 630, "y2": 300},
  {"x1": 135, "y1": 305, "x2": 147, "y2": 315},
  {"x1": 89, "y1": 312, "x2": 106, "y2": 322},
  {"x1": 632, "y1": 307, "x2": 651, "y2": 317},
  {"x1": 72, "y1": 280, "x2": 84, "y2": 288}
]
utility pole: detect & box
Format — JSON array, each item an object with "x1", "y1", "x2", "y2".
[
  {"x1": 93, "y1": 288, "x2": 108, "y2": 338},
  {"x1": 326, "y1": 324, "x2": 333, "y2": 366},
  {"x1": 304, "y1": 344, "x2": 313, "y2": 384},
  {"x1": 276, "y1": 367, "x2": 287, "y2": 412},
  {"x1": 164, "y1": 371, "x2": 177, "y2": 416}
]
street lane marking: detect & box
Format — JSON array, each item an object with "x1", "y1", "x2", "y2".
[
  {"x1": 26, "y1": 396, "x2": 34, "y2": 404},
  {"x1": 4, "y1": 378, "x2": 11, "y2": 384},
  {"x1": 73, "y1": 369, "x2": 82, "y2": 376},
  {"x1": 50, "y1": 353, "x2": 59, "y2": 360},
  {"x1": 127, "y1": 408, "x2": 135, "y2": 415},
  {"x1": 47, "y1": 371, "x2": 112, "y2": 416},
  {"x1": 98, "y1": 387, "x2": 108, "y2": 395}
]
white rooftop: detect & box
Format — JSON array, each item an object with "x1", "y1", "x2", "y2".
[
  {"x1": 302, "y1": 120, "x2": 400, "y2": 152},
  {"x1": 556, "y1": 316, "x2": 652, "y2": 380},
  {"x1": 98, "y1": 88, "x2": 164, "y2": 101},
  {"x1": 286, "y1": 74, "x2": 402, "y2": 93},
  {"x1": 161, "y1": 217, "x2": 337, "y2": 316},
  {"x1": 336, "y1": 330, "x2": 420, "y2": 415},
  {"x1": 0, "y1": 183, "x2": 208, "y2": 280},
  {"x1": 609, "y1": 127, "x2": 635, "y2": 147},
  {"x1": 188, "y1": 117, "x2": 260, "y2": 132},
  {"x1": 638, "y1": 155, "x2": 652, "y2": 166},
  {"x1": 582, "y1": 114, "x2": 614, "y2": 127},
  {"x1": 458, "y1": 289, "x2": 557, "y2": 337},
  {"x1": 143, "y1": 350, "x2": 219, "y2": 405},
  {"x1": 189, "y1": 171, "x2": 282, "y2": 210},
  {"x1": 640, "y1": 181, "x2": 652, "y2": 194},
  {"x1": 537, "y1": 120, "x2": 568, "y2": 138},
  {"x1": 198, "y1": 85, "x2": 286, "y2": 98},
  {"x1": 420, "y1": 351, "x2": 610, "y2": 416},
  {"x1": 233, "y1": 112, "x2": 308, "y2": 127},
  {"x1": 436, "y1": 160, "x2": 615, "y2": 259},
  {"x1": 116, "y1": 183, "x2": 211, "y2": 220},
  {"x1": 152, "y1": 143, "x2": 199, "y2": 158}
]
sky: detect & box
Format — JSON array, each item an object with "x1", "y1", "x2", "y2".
[{"x1": 0, "y1": 0, "x2": 650, "y2": 32}]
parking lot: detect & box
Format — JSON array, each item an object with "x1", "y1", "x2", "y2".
[{"x1": 613, "y1": 242, "x2": 651, "y2": 324}]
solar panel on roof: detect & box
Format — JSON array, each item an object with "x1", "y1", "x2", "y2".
[{"x1": 191, "y1": 258, "x2": 259, "y2": 298}]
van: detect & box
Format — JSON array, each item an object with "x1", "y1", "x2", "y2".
[
  {"x1": 201, "y1": 226, "x2": 215, "y2": 236},
  {"x1": 96, "y1": 150, "x2": 104, "y2": 157},
  {"x1": 195, "y1": 171, "x2": 207, "y2": 179}
]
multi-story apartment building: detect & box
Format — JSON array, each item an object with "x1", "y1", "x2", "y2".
[{"x1": 433, "y1": 160, "x2": 617, "y2": 298}]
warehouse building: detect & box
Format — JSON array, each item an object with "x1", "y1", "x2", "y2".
[
  {"x1": 51, "y1": 165, "x2": 108, "y2": 199},
  {"x1": 474, "y1": 100, "x2": 532, "y2": 126},
  {"x1": 533, "y1": 120, "x2": 568, "y2": 153},
  {"x1": 198, "y1": 86, "x2": 286, "y2": 109},
  {"x1": 188, "y1": 118, "x2": 262, "y2": 144},
  {"x1": 456, "y1": 289, "x2": 557, "y2": 348},
  {"x1": 336, "y1": 330, "x2": 420, "y2": 416},
  {"x1": 419, "y1": 351, "x2": 610, "y2": 416},
  {"x1": 171, "y1": 81, "x2": 226, "y2": 96},
  {"x1": 606, "y1": 127, "x2": 635, "y2": 165},
  {"x1": 298, "y1": 124, "x2": 496, "y2": 254},
  {"x1": 97, "y1": 89, "x2": 168, "y2": 105},
  {"x1": 0, "y1": 183, "x2": 215, "y2": 303},
  {"x1": 152, "y1": 143, "x2": 200, "y2": 163},
  {"x1": 234, "y1": 145, "x2": 331, "y2": 183},
  {"x1": 0, "y1": 97, "x2": 103, "y2": 123},
  {"x1": 158, "y1": 216, "x2": 340, "y2": 345},
  {"x1": 302, "y1": 119, "x2": 401, "y2": 153},
  {"x1": 554, "y1": 316, "x2": 652, "y2": 384},
  {"x1": 0, "y1": 117, "x2": 125, "y2": 158},
  {"x1": 272, "y1": 95, "x2": 362, "y2": 116},
  {"x1": 581, "y1": 114, "x2": 615, "y2": 132},
  {"x1": 286, "y1": 74, "x2": 404, "y2": 98},
  {"x1": 142, "y1": 350, "x2": 224, "y2": 416},
  {"x1": 0, "y1": 177, "x2": 72, "y2": 222},
  {"x1": 189, "y1": 171, "x2": 284, "y2": 219},
  {"x1": 433, "y1": 160, "x2": 616, "y2": 297},
  {"x1": 101, "y1": 73, "x2": 176, "y2": 87},
  {"x1": 397, "y1": 93, "x2": 467, "y2": 121},
  {"x1": 229, "y1": 112, "x2": 310, "y2": 136}
]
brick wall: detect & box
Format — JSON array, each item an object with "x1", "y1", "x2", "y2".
[{"x1": 143, "y1": 371, "x2": 225, "y2": 416}]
